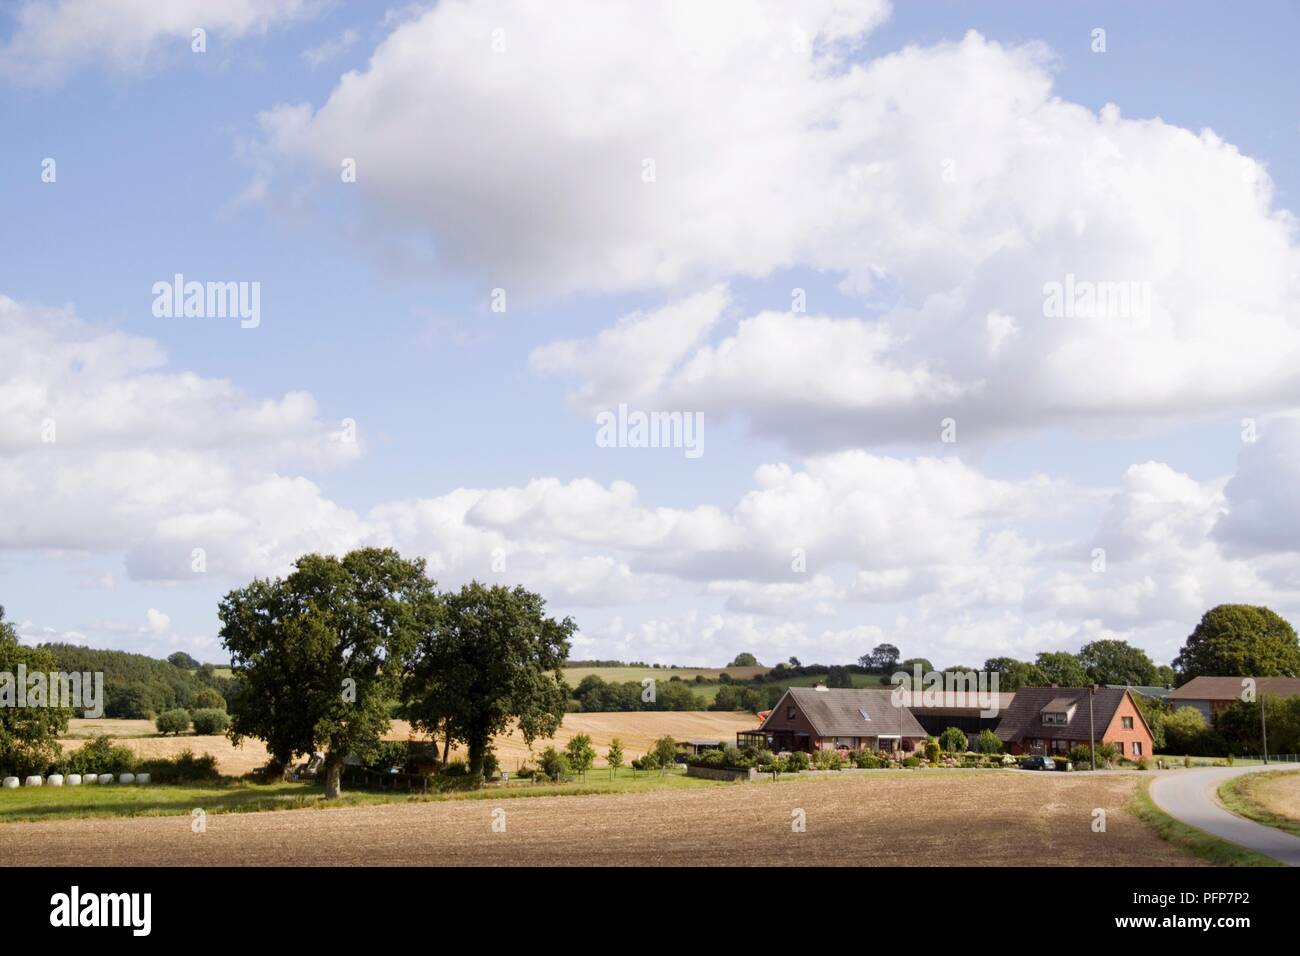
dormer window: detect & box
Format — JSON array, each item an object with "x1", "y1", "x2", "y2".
[{"x1": 1042, "y1": 711, "x2": 1068, "y2": 726}]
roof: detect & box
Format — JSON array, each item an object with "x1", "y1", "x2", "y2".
[
  {"x1": 994, "y1": 687, "x2": 1140, "y2": 743},
  {"x1": 1168, "y1": 676, "x2": 1300, "y2": 702},
  {"x1": 906, "y1": 692, "x2": 1016, "y2": 716},
  {"x1": 1041, "y1": 697, "x2": 1079, "y2": 713},
  {"x1": 1106, "y1": 684, "x2": 1174, "y2": 700},
  {"x1": 762, "y1": 687, "x2": 927, "y2": 738}
]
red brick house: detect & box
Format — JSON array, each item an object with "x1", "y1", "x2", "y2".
[
  {"x1": 993, "y1": 686, "x2": 1154, "y2": 759},
  {"x1": 737, "y1": 686, "x2": 928, "y2": 754}
]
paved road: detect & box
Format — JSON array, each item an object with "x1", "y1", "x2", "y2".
[{"x1": 1149, "y1": 765, "x2": 1300, "y2": 866}]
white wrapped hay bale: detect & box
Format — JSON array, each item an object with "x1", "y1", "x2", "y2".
[
  {"x1": 47, "y1": 774, "x2": 64, "y2": 787},
  {"x1": 97, "y1": 773, "x2": 113, "y2": 785},
  {"x1": 118, "y1": 773, "x2": 135, "y2": 784},
  {"x1": 134, "y1": 773, "x2": 150, "y2": 785},
  {"x1": 82, "y1": 773, "x2": 97, "y2": 785},
  {"x1": 67, "y1": 774, "x2": 82, "y2": 786},
  {"x1": 2, "y1": 777, "x2": 18, "y2": 789},
  {"x1": 24, "y1": 776, "x2": 43, "y2": 787}
]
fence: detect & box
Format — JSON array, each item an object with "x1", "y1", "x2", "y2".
[{"x1": 1238, "y1": 754, "x2": 1300, "y2": 763}]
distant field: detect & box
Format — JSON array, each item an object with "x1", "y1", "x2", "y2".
[
  {"x1": 61, "y1": 711, "x2": 759, "y2": 776},
  {"x1": 563, "y1": 665, "x2": 769, "y2": 683}
]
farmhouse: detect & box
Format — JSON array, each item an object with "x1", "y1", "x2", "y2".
[
  {"x1": 993, "y1": 687, "x2": 1153, "y2": 758},
  {"x1": 737, "y1": 686, "x2": 927, "y2": 754},
  {"x1": 1166, "y1": 676, "x2": 1300, "y2": 726}
]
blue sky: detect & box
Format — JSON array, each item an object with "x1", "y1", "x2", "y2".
[{"x1": 3, "y1": 0, "x2": 1299, "y2": 670}]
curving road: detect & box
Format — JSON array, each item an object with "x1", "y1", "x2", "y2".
[{"x1": 1149, "y1": 765, "x2": 1300, "y2": 866}]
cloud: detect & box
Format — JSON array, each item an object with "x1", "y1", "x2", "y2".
[
  {"x1": 300, "y1": 28, "x2": 358, "y2": 68},
  {"x1": 1214, "y1": 416, "x2": 1300, "y2": 557},
  {"x1": 259, "y1": 4, "x2": 1300, "y2": 444},
  {"x1": 0, "y1": 0, "x2": 317, "y2": 84},
  {"x1": 146, "y1": 608, "x2": 171, "y2": 633}
]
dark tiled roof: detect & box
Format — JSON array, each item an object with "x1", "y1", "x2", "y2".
[
  {"x1": 764, "y1": 687, "x2": 926, "y2": 738},
  {"x1": 906, "y1": 691, "x2": 1017, "y2": 716},
  {"x1": 994, "y1": 686, "x2": 1130, "y2": 743},
  {"x1": 1168, "y1": 676, "x2": 1300, "y2": 702}
]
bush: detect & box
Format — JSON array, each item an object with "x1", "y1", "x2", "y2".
[
  {"x1": 851, "y1": 750, "x2": 882, "y2": 769},
  {"x1": 785, "y1": 751, "x2": 810, "y2": 772},
  {"x1": 155, "y1": 708, "x2": 191, "y2": 736},
  {"x1": 191, "y1": 708, "x2": 231, "y2": 736},
  {"x1": 1068, "y1": 744, "x2": 1095, "y2": 768},
  {"x1": 901, "y1": 756, "x2": 921, "y2": 768},
  {"x1": 812, "y1": 749, "x2": 844, "y2": 770},
  {"x1": 365, "y1": 740, "x2": 409, "y2": 772},
  {"x1": 136, "y1": 749, "x2": 221, "y2": 783},
  {"x1": 938, "y1": 727, "x2": 969, "y2": 753},
  {"x1": 64, "y1": 735, "x2": 137, "y2": 775},
  {"x1": 538, "y1": 746, "x2": 570, "y2": 780},
  {"x1": 923, "y1": 738, "x2": 941, "y2": 764},
  {"x1": 1051, "y1": 756, "x2": 1071, "y2": 771},
  {"x1": 441, "y1": 759, "x2": 469, "y2": 777},
  {"x1": 974, "y1": 729, "x2": 1003, "y2": 754},
  {"x1": 481, "y1": 750, "x2": 499, "y2": 779}
]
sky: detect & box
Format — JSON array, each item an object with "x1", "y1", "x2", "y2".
[{"x1": 2, "y1": 0, "x2": 1299, "y2": 670}]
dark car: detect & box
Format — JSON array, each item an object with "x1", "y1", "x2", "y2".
[{"x1": 1019, "y1": 754, "x2": 1056, "y2": 771}]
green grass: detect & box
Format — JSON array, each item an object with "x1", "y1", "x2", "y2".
[
  {"x1": 0, "y1": 768, "x2": 722, "y2": 824},
  {"x1": 1132, "y1": 779, "x2": 1281, "y2": 867},
  {"x1": 563, "y1": 665, "x2": 769, "y2": 684},
  {"x1": 1218, "y1": 770, "x2": 1300, "y2": 839}
]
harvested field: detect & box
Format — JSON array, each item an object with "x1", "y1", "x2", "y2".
[
  {"x1": 1247, "y1": 771, "x2": 1300, "y2": 823},
  {"x1": 0, "y1": 770, "x2": 1197, "y2": 867},
  {"x1": 60, "y1": 712, "x2": 759, "y2": 776}
]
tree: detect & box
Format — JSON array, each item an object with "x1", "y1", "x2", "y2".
[
  {"x1": 1077, "y1": 639, "x2": 1158, "y2": 686},
  {"x1": 651, "y1": 735, "x2": 677, "y2": 775},
  {"x1": 220, "y1": 548, "x2": 435, "y2": 798},
  {"x1": 975, "y1": 729, "x2": 1002, "y2": 754},
  {"x1": 537, "y1": 745, "x2": 570, "y2": 780},
  {"x1": 788, "y1": 656, "x2": 801, "y2": 667},
  {"x1": 565, "y1": 733, "x2": 596, "y2": 779},
  {"x1": 938, "y1": 726, "x2": 969, "y2": 753},
  {"x1": 826, "y1": 665, "x2": 853, "y2": 688},
  {"x1": 155, "y1": 708, "x2": 191, "y2": 735},
  {"x1": 982, "y1": 657, "x2": 1048, "y2": 690},
  {"x1": 167, "y1": 651, "x2": 200, "y2": 670},
  {"x1": 0, "y1": 607, "x2": 71, "y2": 777},
  {"x1": 728, "y1": 652, "x2": 759, "y2": 667},
  {"x1": 1162, "y1": 706, "x2": 1215, "y2": 755},
  {"x1": 405, "y1": 582, "x2": 572, "y2": 780},
  {"x1": 1034, "y1": 651, "x2": 1088, "y2": 687},
  {"x1": 859, "y1": 643, "x2": 900, "y2": 672},
  {"x1": 192, "y1": 687, "x2": 226, "y2": 711},
  {"x1": 1174, "y1": 605, "x2": 1300, "y2": 681},
  {"x1": 896, "y1": 657, "x2": 933, "y2": 676},
  {"x1": 605, "y1": 737, "x2": 625, "y2": 779}
]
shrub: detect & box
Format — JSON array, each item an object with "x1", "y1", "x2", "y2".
[
  {"x1": 191, "y1": 708, "x2": 231, "y2": 736},
  {"x1": 812, "y1": 749, "x2": 844, "y2": 770},
  {"x1": 974, "y1": 729, "x2": 1003, "y2": 754},
  {"x1": 1136, "y1": 758, "x2": 1150, "y2": 771},
  {"x1": 64, "y1": 735, "x2": 137, "y2": 775},
  {"x1": 1051, "y1": 756, "x2": 1071, "y2": 771},
  {"x1": 365, "y1": 740, "x2": 409, "y2": 772},
  {"x1": 538, "y1": 746, "x2": 570, "y2": 780},
  {"x1": 481, "y1": 750, "x2": 499, "y2": 779},
  {"x1": 137, "y1": 749, "x2": 221, "y2": 783},
  {"x1": 155, "y1": 708, "x2": 191, "y2": 736},
  {"x1": 1068, "y1": 744, "x2": 1095, "y2": 768},
  {"x1": 785, "y1": 751, "x2": 810, "y2": 772},
  {"x1": 923, "y1": 738, "x2": 941, "y2": 764},
  {"x1": 938, "y1": 727, "x2": 969, "y2": 753},
  {"x1": 441, "y1": 759, "x2": 469, "y2": 777},
  {"x1": 901, "y1": 756, "x2": 921, "y2": 768}
]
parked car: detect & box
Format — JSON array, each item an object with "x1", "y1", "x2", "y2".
[{"x1": 1019, "y1": 755, "x2": 1056, "y2": 771}]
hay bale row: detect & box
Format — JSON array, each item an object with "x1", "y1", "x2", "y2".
[{"x1": 0, "y1": 773, "x2": 151, "y2": 787}]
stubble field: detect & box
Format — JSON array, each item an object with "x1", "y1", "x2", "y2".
[{"x1": 0, "y1": 769, "x2": 1195, "y2": 867}]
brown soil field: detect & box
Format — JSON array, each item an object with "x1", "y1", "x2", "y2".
[
  {"x1": 1243, "y1": 770, "x2": 1300, "y2": 823},
  {"x1": 60, "y1": 711, "x2": 759, "y2": 776},
  {"x1": 0, "y1": 770, "x2": 1193, "y2": 866}
]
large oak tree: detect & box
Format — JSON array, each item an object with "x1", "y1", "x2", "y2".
[
  {"x1": 404, "y1": 582, "x2": 572, "y2": 778},
  {"x1": 219, "y1": 549, "x2": 437, "y2": 798}
]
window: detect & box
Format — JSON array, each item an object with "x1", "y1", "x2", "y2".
[
  {"x1": 1121, "y1": 716, "x2": 1134, "y2": 730},
  {"x1": 1116, "y1": 742, "x2": 1125, "y2": 755},
  {"x1": 1042, "y1": 712, "x2": 1067, "y2": 726},
  {"x1": 786, "y1": 706, "x2": 796, "y2": 721},
  {"x1": 1132, "y1": 741, "x2": 1142, "y2": 756},
  {"x1": 858, "y1": 707, "x2": 871, "y2": 721}
]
